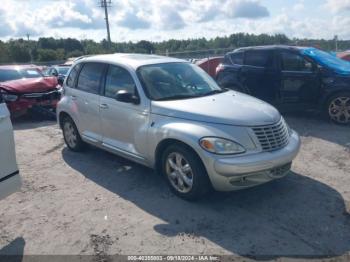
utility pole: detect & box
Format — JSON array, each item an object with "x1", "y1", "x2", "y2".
[
  {"x1": 334, "y1": 35, "x2": 338, "y2": 52},
  {"x1": 99, "y1": 0, "x2": 112, "y2": 50},
  {"x1": 26, "y1": 33, "x2": 33, "y2": 63}
]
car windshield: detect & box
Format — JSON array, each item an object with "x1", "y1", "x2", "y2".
[
  {"x1": 0, "y1": 68, "x2": 43, "y2": 82},
  {"x1": 137, "y1": 62, "x2": 225, "y2": 101},
  {"x1": 302, "y1": 48, "x2": 350, "y2": 75},
  {"x1": 58, "y1": 67, "x2": 69, "y2": 75}
]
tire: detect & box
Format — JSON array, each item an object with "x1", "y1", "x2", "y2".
[
  {"x1": 326, "y1": 91, "x2": 350, "y2": 125},
  {"x1": 161, "y1": 144, "x2": 211, "y2": 200},
  {"x1": 62, "y1": 116, "x2": 86, "y2": 152}
]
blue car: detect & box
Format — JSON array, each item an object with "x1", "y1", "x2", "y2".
[
  {"x1": 45, "y1": 65, "x2": 71, "y2": 86},
  {"x1": 216, "y1": 45, "x2": 350, "y2": 124}
]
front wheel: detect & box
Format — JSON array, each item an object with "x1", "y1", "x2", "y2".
[
  {"x1": 326, "y1": 92, "x2": 350, "y2": 125},
  {"x1": 62, "y1": 116, "x2": 86, "y2": 152},
  {"x1": 162, "y1": 144, "x2": 211, "y2": 200}
]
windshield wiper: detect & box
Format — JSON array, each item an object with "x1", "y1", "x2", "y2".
[
  {"x1": 156, "y1": 94, "x2": 198, "y2": 101},
  {"x1": 155, "y1": 89, "x2": 228, "y2": 101},
  {"x1": 200, "y1": 89, "x2": 228, "y2": 97}
]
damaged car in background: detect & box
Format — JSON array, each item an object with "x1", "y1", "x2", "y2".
[
  {"x1": 44, "y1": 64, "x2": 71, "y2": 86},
  {"x1": 0, "y1": 65, "x2": 61, "y2": 118}
]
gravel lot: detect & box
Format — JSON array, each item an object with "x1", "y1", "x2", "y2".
[{"x1": 0, "y1": 113, "x2": 350, "y2": 261}]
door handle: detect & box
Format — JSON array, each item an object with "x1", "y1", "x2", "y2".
[
  {"x1": 71, "y1": 95, "x2": 77, "y2": 101},
  {"x1": 100, "y1": 104, "x2": 109, "y2": 109}
]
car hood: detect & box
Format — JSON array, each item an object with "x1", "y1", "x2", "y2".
[
  {"x1": 151, "y1": 91, "x2": 281, "y2": 126},
  {"x1": 0, "y1": 77, "x2": 58, "y2": 94}
]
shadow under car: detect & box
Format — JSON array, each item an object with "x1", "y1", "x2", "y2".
[{"x1": 62, "y1": 147, "x2": 350, "y2": 260}]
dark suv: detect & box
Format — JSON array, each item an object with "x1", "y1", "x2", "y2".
[{"x1": 216, "y1": 45, "x2": 350, "y2": 124}]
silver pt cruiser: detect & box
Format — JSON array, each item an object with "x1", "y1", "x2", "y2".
[{"x1": 57, "y1": 54, "x2": 300, "y2": 200}]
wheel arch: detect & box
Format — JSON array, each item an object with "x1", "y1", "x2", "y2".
[
  {"x1": 58, "y1": 111, "x2": 73, "y2": 129},
  {"x1": 154, "y1": 138, "x2": 202, "y2": 174},
  {"x1": 321, "y1": 89, "x2": 350, "y2": 108}
]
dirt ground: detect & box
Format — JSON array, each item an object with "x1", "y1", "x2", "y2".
[{"x1": 0, "y1": 113, "x2": 350, "y2": 261}]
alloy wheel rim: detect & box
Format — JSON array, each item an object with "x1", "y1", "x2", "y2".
[
  {"x1": 63, "y1": 122, "x2": 78, "y2": 148},
  {"x1": 165, "y1": 152, "x2": 194, "y2": 193},
  {"x1": 329, "y1": 97, "x2": 350, "y2": 124}
]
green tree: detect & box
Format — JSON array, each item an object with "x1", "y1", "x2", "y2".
[
  {"x1": 0, "y1": 41, "x2": 9, "y2": 63},
  {"x1": 66, "y1": 50, "x2": 84, "y2": 58},
  {"x1": 7, "y1": 39, "x2": 31, "y2": 63},
  {"x1": 135, "y1": 40, "x2": 155, "y2": 54},
  {"x1": 37, "y1": 49, "x2": 58, "y2": 62}
]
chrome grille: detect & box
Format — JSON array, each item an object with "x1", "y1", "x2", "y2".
[{"x1": 252, "y1": 118, "x2": 290, "y2": 152}]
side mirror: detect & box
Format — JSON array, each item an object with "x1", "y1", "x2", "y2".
[
  {"x1": 52, "y1": 71, "x2": 58, "y2": 77},
  {"x1": 115, "y1": 89, "x2": 140, "y2": 104}
]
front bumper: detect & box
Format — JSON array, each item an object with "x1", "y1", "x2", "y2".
[
  {"x1": 205, "y1": 130, "x2": 301, "y2": 191},
  {"x1": 6, "y1": 90, "x2": 60, "y2": 115}
]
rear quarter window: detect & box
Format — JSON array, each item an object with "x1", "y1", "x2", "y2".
[
  {"x1": 76, "y1": 63, "x2": 105, "y2": 95},
  {"x1": 223, "y1": 55, "x2": 232, "y2": 65},
  {"x1": 66, "y1": 64, "x2": 82, "y2": 87},
  {"x1": 230, "y1": 52, "x2": 244, "y2": 65}
]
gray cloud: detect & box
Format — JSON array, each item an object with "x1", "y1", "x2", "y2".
[
  {"x1": 230, "y1": 0, "x2": 270, "y2": 19},
  {"x1": 0, "y1": 22, "x2": 13, "y2": 37},
  {"x1": 0, "y1": 8, "x2": 13, "y2": 37},
  {"x1": 48, "y1": 18, "x2": 104, "y2": 30},
  {"x1": 14, "y1": 22, "x2": 41, "y2": 37},
  {"x1": 45, "y1": 0, "x2": 105, "y2": 30},
  {"x1": 158, "y1": 8, "x2": 186, "y2": 30},
  {"x1": 198, "y1": 7, "x2": 220, "y2": 22},
  {"x1": 117, "y1": 11, "x2": 151, "y2": 30},
  {"x1": 325, "y1": 0, "x2": 350, "y2": 13}
]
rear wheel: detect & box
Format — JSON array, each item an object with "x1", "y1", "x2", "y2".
[
  {"x1": 62, "y1": 116, "x2": 86, "y2": 151},
  {"x1": 162, "y1": 144, "x2": 211, "y2": 200},
  {"x1": 326, "y1": 92, "x2": 350, "y2": 125}
]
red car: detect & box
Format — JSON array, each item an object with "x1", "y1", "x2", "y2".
[
  {"x1": 338, "y1": 51, "x2": 350, "y2": 62},
  {"x1": 0, "y1": 65, "x2": 60, "y2": 117},
  {"x1": 196, "y1": 57, "x2": 223, "y2": 78}
]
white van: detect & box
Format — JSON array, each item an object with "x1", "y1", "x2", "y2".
[{"x1": 0, "y1": 95, "x2": 21, "y2": 200}]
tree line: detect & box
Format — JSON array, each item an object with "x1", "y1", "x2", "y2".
[{"x1": 0, "y1": 33, "x2": 349, "y2": 63}]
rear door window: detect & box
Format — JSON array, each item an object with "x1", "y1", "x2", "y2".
[
  {"x1": 245, "y1": 50, "x2": 272, "y2": 67},
  {"x1": 66, "y1": 64, "x2": 82, "y2": 87},
  {"x1": 76, "y1": 63, "x2": 105, "y2": 94}
]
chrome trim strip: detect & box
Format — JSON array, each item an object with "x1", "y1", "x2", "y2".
[{"x1": 102, "y1": 142, "x2": 145, "y2": 161}]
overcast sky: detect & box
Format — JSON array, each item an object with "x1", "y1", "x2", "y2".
[{"x1": 0, "y1": 0, "x2": 349, "y2": 42}]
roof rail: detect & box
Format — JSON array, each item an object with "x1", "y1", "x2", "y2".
[{"x1": 73, "y1": 55, "x2": 93, "y2": 62}]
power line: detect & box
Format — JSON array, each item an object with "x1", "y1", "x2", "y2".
[{"x1": 99, "y1": 0, "x2": 112, "y2": 49}]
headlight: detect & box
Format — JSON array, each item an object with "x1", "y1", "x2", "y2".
[
  {"x1": 199, "y1": 137, "x2": 246, "y2": 155},
  {"x1": 2, "y1": 93, "x2": 18, "y2": 102}
]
